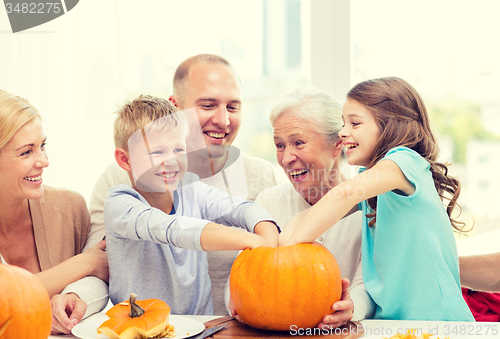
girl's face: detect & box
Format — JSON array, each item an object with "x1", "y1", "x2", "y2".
[
  {"x1": 0, "y1": 118, "x2": 49, "y2": 201},
  {"x1": 340, "y1": 99, "x2": 381, "y2": 167}
]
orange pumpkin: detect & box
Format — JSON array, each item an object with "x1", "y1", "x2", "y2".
[
  {"x1": 0, "y1": 264, "x2": 52, "y2": 339},
  {"x1": 98, "y1": 294, "x2": 172, "y2": 339},
  {"x1": 230, "y1": 243, "x2": 342, "y2": 331}
]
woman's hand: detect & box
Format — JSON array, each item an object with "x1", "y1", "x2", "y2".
[
  {"x1": 82, "y1": 240, "x2": 109, "y2": 283},
  {"x1": 317, "y1": 279, "x2": 354, "y2": 329},
  {"x1": 50, "y1": 293, "x2": 87, "y2": 334}
]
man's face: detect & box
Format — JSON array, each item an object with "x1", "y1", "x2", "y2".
[{"x1": 178, "y1": 62, "x2": 242, "y2": 159}]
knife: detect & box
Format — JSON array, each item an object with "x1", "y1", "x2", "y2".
[{"x1": 190, "y1": 324, "x2": 228, "y2": 339}]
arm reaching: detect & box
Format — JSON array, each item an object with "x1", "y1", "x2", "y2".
[
  {"x1": 460, "y1": 252, "x2": 500, "y2": 292},
  {"x1": 282, "y1": 160, "x2": 414, "y2": 246},
  {"x1": 200, "y1": 223, "x2": 269, "y2": 251}
]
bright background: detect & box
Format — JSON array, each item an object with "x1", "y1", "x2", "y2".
[{"x1": 1, "y1": 0, "x2": 499, "y2": 251}]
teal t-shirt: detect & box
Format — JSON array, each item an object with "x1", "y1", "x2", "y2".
[{"x1": 360, "y1": 146, "x2": 474, "y2": 321}]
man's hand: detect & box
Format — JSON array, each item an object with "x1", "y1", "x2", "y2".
[{"x1": 50, "y1": 293, "x2": 87, "y2": 334}]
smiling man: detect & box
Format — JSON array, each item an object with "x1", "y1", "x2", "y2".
[{"x1": 80, "y1": 54, "x2": 284, "y2": 318}]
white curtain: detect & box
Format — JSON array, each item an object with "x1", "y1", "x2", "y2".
[{"x1": 0, "y1": 0, "x2": 281, "y2": 203}]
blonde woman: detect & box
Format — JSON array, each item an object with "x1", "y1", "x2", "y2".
[{"x1": 0, "y1": 90, "x2": 108, "y2": 334}]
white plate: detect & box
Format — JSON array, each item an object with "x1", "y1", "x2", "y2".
[{"x1": 72, "y1": 313, "x2": 205, "y2": 339}]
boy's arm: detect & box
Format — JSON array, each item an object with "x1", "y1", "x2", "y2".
[
  {"x1": 105, "y1": 186, "x2": 271, "y2": 252},
  {"x1": 202, "y1": 185, "x2": 280, "y2": 244},
  {"x1": 200, "y1": 223, "x2": 268, "y2": 251}
]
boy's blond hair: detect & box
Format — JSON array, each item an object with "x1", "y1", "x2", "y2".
[{"x1": 114, "y1": 95, "x2": 187, "y2": 151}]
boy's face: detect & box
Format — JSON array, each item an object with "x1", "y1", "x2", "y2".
[{"x1": 128, "y1": 129, "x2": 187, "y2": 193}]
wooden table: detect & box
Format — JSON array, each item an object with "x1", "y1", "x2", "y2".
[{"x1": 50, "y1": 315, "x2": 499, "y2": 339}]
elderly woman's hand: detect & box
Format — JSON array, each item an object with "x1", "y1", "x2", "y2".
[
  {"x1": 50, "y1": 293, "x2": 87, "y2": 334},
  {"x1": 82, "y1": 240, "x2": 109, "y2": 283},
  {"x1": 317, "y1": 278, "x2": 354, "y2": 329}
]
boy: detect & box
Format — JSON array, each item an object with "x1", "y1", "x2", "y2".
[{"x1": 104, "y1": 95, "x2": 279, "y2": 315}]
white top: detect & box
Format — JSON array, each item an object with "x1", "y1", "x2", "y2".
[{"x1": 255, "y1": 183, "x2": 375, "y2": 321}]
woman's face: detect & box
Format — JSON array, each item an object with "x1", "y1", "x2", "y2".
[
  {"x1": 273, "y1": 115, "x2": 342, "y2": 205},
  {"x1": 0, "y1": 118, "x2": 49, "y2": 201}
]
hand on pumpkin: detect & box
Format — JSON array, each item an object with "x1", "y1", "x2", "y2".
[
  {"x1": 317, "y1": 278, "x2": 353, "y2": 329},
  {"x1": 254, "y1": 221, "x2": 279, "y2": 247},
  {"x1": 50, "y1": 292, "x2": 87, "y2": 334},
  {"x1": 82, "y1": 240, "x2": 109, "y2": 283},
  {"x1": 227, "y1": 297, "x2": 243, "y2": 323}
]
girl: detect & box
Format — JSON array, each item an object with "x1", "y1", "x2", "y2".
[{"x1": 280, "y1": 77, "x2": 474, "y2": 321}]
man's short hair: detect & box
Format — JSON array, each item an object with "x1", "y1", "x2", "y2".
[
  {"x1": 172, "y1": 54, "x2": 238, "y2": 103},
  {"x1": 113, "y1": 95, "x2": 186, "y2": 150}
]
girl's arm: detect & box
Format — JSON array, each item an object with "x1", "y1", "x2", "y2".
[{"x1": 281, "y1": 160, "x2": 414, "y2": 246}]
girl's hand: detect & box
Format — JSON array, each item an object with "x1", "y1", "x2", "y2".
[
  {"x1": 279, "y1": 208, "x2": 309, "y2": 246},
  {"x1": 316, "y1": 279, "x2": 354, "y2": 329},
  {"x1": 82, "y1": 240, "x2": 109, "y2": 283},
  {"x1": 50, "y1": 293, "x2": 87, "y2": 334}
]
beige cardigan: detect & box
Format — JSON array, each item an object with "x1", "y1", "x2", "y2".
[
  {"x1": 1, "y1": 186, "x2": 108, "y2": 317},
  {"x1": 28, "y1": 185, "x2": 90, "y2": 271}
]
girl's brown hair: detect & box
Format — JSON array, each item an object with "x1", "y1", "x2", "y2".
[{"x1": 347, "y1": 77, "x2": 465, "y2": 231}]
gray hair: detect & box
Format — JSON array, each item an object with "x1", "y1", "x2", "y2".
[{"x1": 269, "y1": 86, "x2": 343, "y2": 145}]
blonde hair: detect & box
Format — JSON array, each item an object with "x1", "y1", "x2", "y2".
[
  {"x1": 0, "y1": 90, "x2": 42, "y2": 151},
  {"x1": 113, "y1": 95, "x2": 187, "y2": 151}
]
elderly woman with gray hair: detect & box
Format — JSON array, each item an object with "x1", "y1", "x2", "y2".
[{"x1": 255, "y1": 86, "x2": 375, "y2": 327}]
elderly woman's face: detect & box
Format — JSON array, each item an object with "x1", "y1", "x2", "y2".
[
  {"x1": 0, "y1": 118, "x2": 48, "y2": 201},
  {"x1": 273, "y1": 115, "x2": 341, "y2": 205}
]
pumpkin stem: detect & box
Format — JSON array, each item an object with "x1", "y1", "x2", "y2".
[{"x1": 129, "y1": 293, "x2": 145, "y2": 318}]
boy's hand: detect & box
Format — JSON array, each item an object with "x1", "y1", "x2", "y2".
[
  {"x1": 254, "y1": 221, "x2": 279, "y2": 247},
  {"x1": 247, "y1": 234, "x2": 270, "y2": 249}
]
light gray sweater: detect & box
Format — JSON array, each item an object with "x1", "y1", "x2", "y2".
[{"x1": 104, "y1": 175, "x2": 275, "y2": 315}]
